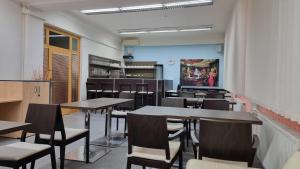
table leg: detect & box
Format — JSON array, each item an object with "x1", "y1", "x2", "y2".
[
  {"x1": 65, "y1": 109, "x2": 111, "y2": 163},
  {"x1": 91, "y1": 107, "x2": 127, "y2": 147}
]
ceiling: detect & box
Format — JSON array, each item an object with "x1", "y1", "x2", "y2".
[{"x1": 17, "y1": 0, "x2": 237, "y2": 38}]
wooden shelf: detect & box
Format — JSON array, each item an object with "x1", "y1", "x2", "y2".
[{"x1": 0, "y1": 98, "x2": 22, "y2": 104}]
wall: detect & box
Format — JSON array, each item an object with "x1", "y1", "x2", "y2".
[
  {"x1": 0, "y1": 0, "x2": 23, "y2": 80},
  {"x1": 125, "y1": 44, "x2": 224, "y2": 89}
]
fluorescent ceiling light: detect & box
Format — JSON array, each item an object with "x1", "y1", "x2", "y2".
[
  {"x1": 121, "y1": 4, "x2": 163, "y2": 11},
  {"x1": 149, "y1": 30, "x2": 178, "y2": 33},
  {"x1": 180, "y1": 27, "x2": 212, "y2": 32},
  {"x1": 81, "y1": 8, "x2": 120, "y2": 14},
  {"x1": 164, "y1": 0, "x2": 213, "y2": 7},
  {"x1": 120, "y1": 31, "x2": 148, "y2": 35}
]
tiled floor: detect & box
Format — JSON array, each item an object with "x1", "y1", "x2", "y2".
[{"x1": 0, "y1": 112, "x2": 263, "y2": 169}]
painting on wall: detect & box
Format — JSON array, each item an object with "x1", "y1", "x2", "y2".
[{"x1": 180, "y1": 59, "x2": 219, "y2": 87}]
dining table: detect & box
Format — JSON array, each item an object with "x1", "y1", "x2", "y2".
[{"x1": 60, "y1": 98, "x2": 133, "y2": 162}]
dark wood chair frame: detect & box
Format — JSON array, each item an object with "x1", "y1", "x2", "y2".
[
  {"x1": 127, "y1": 113, "x2": 183, "y2": 169},
  {"x1": 38, "y1": 105, "x2": 90, "y2": 169},
  {"x1": 194, "y1": 118, "x2": 259, "y2": 167},
  {"x1": 205, "y1": 92, "x2": 225, "y2": 99},
  {"x1": 135, "y1": 83, "x2": 154, "y2": 108},
  {"x1": 101, "y1": 83, "x2": 118, "y2": 98},
  {"x1": 0, "y1": 104, "x2": 58, "y2": 169},
  {"x1": 86, "y1": 82, "x2": 98, "y2": 99}
]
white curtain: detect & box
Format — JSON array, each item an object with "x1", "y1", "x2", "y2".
[{"x1": 225, "y1": 0, "x2": 300, "y2": 124}]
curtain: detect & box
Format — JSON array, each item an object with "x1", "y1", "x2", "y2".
[{"x1": 225, "y1": 0, "x2": 300, "y2": 124}]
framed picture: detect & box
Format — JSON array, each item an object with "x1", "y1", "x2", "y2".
[{"x1": 180, "y1": 59, "x2": 219, "y2": 87}]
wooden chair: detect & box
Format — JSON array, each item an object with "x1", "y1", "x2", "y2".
[
  {"x1": 161, "y1": 98, "x2": 188, "y2": 149},
  {"x1": 86, "y1": 82, "x2": 98, "y2": 99},
  {"x1": 127, "y1": 113, "x2": 183, "y2": 169},
  {"x1": 194, "y1": 118, "x2": 259, "y2": 167},
  {"x1": 205, "y1": 92, "x2": 225, "y2": 99},
  {"x1": 101, "y1": 83, "x2": 118, "y2": 98},
  {"x1": 135, "y1": 83, "x2": 154, "y2": 108},
  {"x1": 201, "y1": 99, "x2": 230, "y2": 110},
  {"x1": 106, "y1": 91, "x2": 135, "y2": 137},
  {"x1": 0, "y1": 103, "x2": 57, "y2": 169},
  {"x1": 39, "y1": 105, "x2": 89, "y2": 169}
]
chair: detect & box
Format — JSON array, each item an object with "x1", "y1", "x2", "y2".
[
  {"x1": 106, "y1": 91, "x2": 135, "y2": 137},
  {"x1": 179, "y1": 91, "x2": 195, "y2": 98},
  {"x1": 86, "y1": 82, "x2": 98, "y2": 99},
  {"x1": 135, "y1": 83, "x2": 154, "y2": 108},
  {"x1": 119, "y1": 83, "x2": 136, "y2": 94},
  {"x1": 127, "y1": 113, "x2": 183, "y2": 169},
  {"x1": 0, "y1": 103, "x2": 57, "y2": 169},
  {"x1": 161, "y1": 98, "x2": 188, "y2": 149},
  {"x1": 201, "y1": 99, "x2": 230, "y2": 110},
  {"x1": 186, "y1": 151, "x2": 300, "y2": 169},
  {"x1": 205, "y1": 92, "x2": 225, "y2": 99},
  {"x1": 101, "y1": 83, "x2": 118, "y2": 98},
  {"x1": 39, "y1": 105, "x2": 89, "y2": 169},
  {"x1": 194, "y1": 118, "x2": 259, "y2": 167}
]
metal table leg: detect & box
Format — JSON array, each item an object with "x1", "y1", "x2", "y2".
[
  {"x1": 65, "y1": 109, "x2": 111, "y2": 163},
  {"x1": 91, "y1": 107, "x2": 127, "y2": 147}
]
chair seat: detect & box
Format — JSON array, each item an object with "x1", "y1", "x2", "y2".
[
  {"x1": 112, "y1": 110, "x2": 128, "y2": 116},
  {"x1": 103, "y1": 90, "x2": 119, "y2": 93},
  {"x1": 121, "y1": 90, "x2": 136, "y2": 93},
  {"x1": 137, "y1": 91, "x2": 154, "y2": 94},
  {"x1": 167, "y1": 118, "x2": 184, "y2": 122},
  {"x1": 128, "y1": 141, "x2": 180, "y2": 163},
  {"x1": 0, "y1": 142, "x2": 50, "y2": 161},
  {"x1": 167, "y1": 123, "x2": 184, "y2": 131},
  {"x1": 186, "y1": 159, "x2": 259, "y2": 169},
  {"x1": 203, "y1": 157, "x2": 248, "y2": 167},
  {"x1": 40, "y1": 128, "x2": 88, "y2": 141}
]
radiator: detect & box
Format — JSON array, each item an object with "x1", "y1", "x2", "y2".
[{"x1": 254, "y1": 113, "x2": 300, "y2": 169}]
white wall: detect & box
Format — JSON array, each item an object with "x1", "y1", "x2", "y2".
[{"x1": 0, "y1": 0, "x2": 23, "y2": 80}]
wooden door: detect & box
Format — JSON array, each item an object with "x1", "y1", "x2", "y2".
[{"x1": 44, "y1": 25, "x2": 80, "y2": 104}]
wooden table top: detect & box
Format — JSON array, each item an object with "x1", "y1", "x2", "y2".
[
  {"x1": 60, "y1": 98, "x2": 133, "y2": 110},
  {"x1": 130, "y1": 106, "x2": 262, "y2": 125},
  {"x1": 0, "y1": 121, "x2": 31, "y2": 135}
]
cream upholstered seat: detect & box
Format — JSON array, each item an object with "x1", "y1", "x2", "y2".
[
  {"x1": 202, "y1": 157, "x2": 248, "y2": 167},
  {"x1": 111, "y1": 110, "x2": 128, "y2": 116},
  {"x1": 103, "y1": 90, "x2": 119, "y2": 93},
  {"x1": 121, "y1": 90, "x2": 136, "y2": 94},
  {"x1": 128, "y1": 141, "x2": 180, "y2": 163},
  {"x1": 282, "y1": 151, "x2": 300, "y2": 169},
  {"x1": 40, "y1": 128, "x2": 88, "y2": 141},
  {"x1": 0, "y1": 142, "x2": 50, "y2": 161},
  {"x1": 186, "y1": 159, "x2": 260, "y2": 169},
  {"x1": 137, "y1": 91, "x2": 154, "y2": 94},
  {"x1": 167, "y1": 123, "x2": 184, "y2": 131}
]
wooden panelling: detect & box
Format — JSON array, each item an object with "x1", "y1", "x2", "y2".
[
  {"x1": 71, "y1": 54, "x2": 79, "y2": 102},
  {"x1": 0, "y1": 81, "x2": 23, "y2": 100},
  {"x1": 0, "y1": 81, "x2": 50, "y2": 138}
]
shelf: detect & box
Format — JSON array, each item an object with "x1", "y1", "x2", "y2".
[
  {"x1": 0, "y1": 98, "x2": 22, "y2": 104},
  {"x1": 124, "y1": 66, "x2": 155, "y2": 70}
]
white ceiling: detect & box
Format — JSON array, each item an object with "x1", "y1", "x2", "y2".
[{"x1": 17, "y1": 0, "x2": 237, "y2": 38}]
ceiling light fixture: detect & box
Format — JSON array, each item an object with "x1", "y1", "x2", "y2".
[
  {"x1": 119, "y1": 25, "x2": 213, "y2": 35},
  {"x1": 121, "y1": 4, "x2": 163, "y2": 11},
  {"x1": 180, "y1": 27, "x2": 212, "y2": 32},
  {"x1": 149, "y1": 30, "x2": 178, "y2": 33},
  {"x1": 81, "y1": 0, "x2": 213, "y2": 15},
  {"x1": 81, "y1": 8, "x2": 120, "y2": 14},
  {"x1": 164, "y1": 0, "x2": 213, "y2": 7},
  {"x1": 120, "y1": 31, "x2": 148, "y2": 35}
]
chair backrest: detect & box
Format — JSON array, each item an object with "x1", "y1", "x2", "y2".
[
  {"x1": 198, "y1": 118, "x2": 254, "y2": 166},
  {"x1": 101, "y1": 83, "x2": 113, "y2": 91},
  {"x1": 136, "y1": 83, "x2": 149, "y2": 93},
  {"x1": 161, "y1": 98, "x2": 186, "y2": 108},
  {"x1": 282, "y1": 151, "x2": 300, "y2": 169},
  {"x1": 86, "y1": 82, "x2": 97, "y2": 90},
  {"x1": 118, "y1": 92, "x2": 135, "y2": 110},
  {"x1": 201, "y1": 99, "x2": 230, "y2": 110},
  {"x1": 127, "y1": 113, "x2": 171, "y2": 159},
  {"x1": 22, "y1": 104, "x2": 59, "y2": 144},
  {"x1": 119, "y1": 84, "x2": 132, "y2": 92},
  {"x1": 205, "y1": 92, "x2": 225, "y2": 99},
  {"x1": 179, "y1": 91, "x2": 195, "y2": 98}
]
